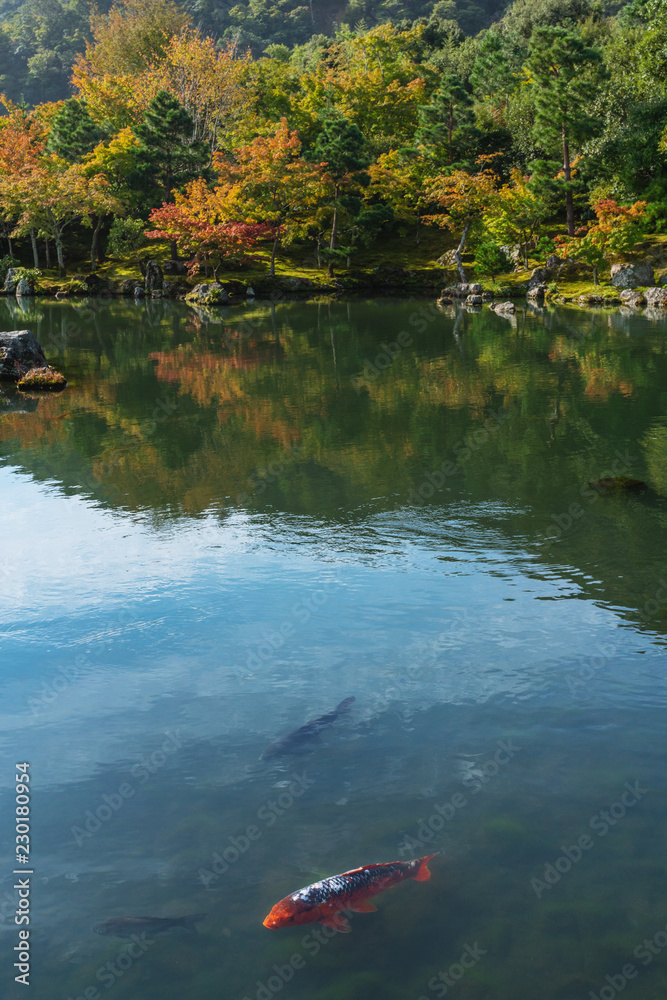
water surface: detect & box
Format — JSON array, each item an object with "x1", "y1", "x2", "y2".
[{"x1": 1, "y1": 295, "x2": 667, "y2": 1000}]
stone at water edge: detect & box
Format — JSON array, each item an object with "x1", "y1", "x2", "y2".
[
  {"x1": 15, "y1": 277, "x2": 33, "y2": 298},
  {"x1": 609, "y1": 263, "x2": 655, "y2": 289},
  {"x1": 643, "y1": 286, "x2": 667, "y2": 307},
  {"x1": 0, "y1": 329, "x2": 66, "y2": 389},
  {"x1": 144, "y1": 259, "x2": 164, "y2": 294},
  {"x1": 185, "y1": 282, "x2": 230, "y2": 306}
]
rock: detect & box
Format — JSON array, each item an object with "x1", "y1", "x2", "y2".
[
  {"x1": 578, "y1": 294, "x2": 604, "y2": 306},
  {"x1": 4, "y1": 268, "x2": 20, "y2": 294},
  {"x1": 145, "y1": 259, "x2": 163, "y2": 294},
  {"x1": 528, "y1": 266, "x2": 550, "y2": 286},
  {"x1": 610, "y1": 263, "x2": 655, "y2": 289},
  {"x1": 526, "y1": 283, "x2": 547, "y2": 299},
  {"x1": 119, "y1": 279, "x2": 136, "y2": 295},
  {"x1": 491, "y1": 301, "x2": 516, "y2": 314},
  {"x1": 500, "y1": 244, "x2": 522, "y2": 268},
  {"x1": 556, "y1": 258, "x2": 587, "y2": 279},
  {"x1": 162, "y1": 260, "x2": 188, "y2": 276},
  {"x1": 588, "y1": 476, "x2": 648, "y2": 494},
  {"x1": 436, "y1": 249, "x2": 458, "y2": 268},
  {"x1": 133, "y1": 285, "x2": 145, "y2": 298},
  {"x1": 185, "y1": 282, "x2": 230, "y2": 306},
  {"x1": 246, "y1": 286, "x2": 255, "y2": 297},
  {"x1": 15, "y1": 277, "x2": 33, "y2": 298},
  {"x1": 644, "y1": 287, "x2": 667, "y2": 307},
  {"x1": 466, "y1": 294, "x2": 483, "y2": 305},
  {"x1": 17, "y1": 366, "x2": 67, "y2": 391},
  {"x1": 620, "y1": 289, "x2": 645, "y2": 307},
  {"x1": 0, "y1": 330, "x2": 48, "y2": 380},
  {"x1": 442, "y1": 282, "x2": 482, "y2": 297},
  {"x1": 437, "y1": 295, "x2": 453, "y2": 307},
  {"x1": 481, "y1": 290, "x2": 493, "y2": 300},
  {"x1": 544, "y1": 254, "x2": 562, "y2": 273}
]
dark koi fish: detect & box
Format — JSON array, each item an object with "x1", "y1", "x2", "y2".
[
  {"x1": 260, "y1": 697, "x2": 355, "y2": 759},
  {"x1": 263, "y1": 854, "x2": 437, "y2": 932},
  {"x1": 92, "y1": 914, "x2": 206, "y2": 938}
]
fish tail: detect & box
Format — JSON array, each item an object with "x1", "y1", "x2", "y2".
[
  {"x1": 412, "y1": 854, "x2": 438, "y2": 881},
  {"x1": 179, "y1": 913, "x2": 207, "y2": 931},
  {"x1": 335, "y1": 696, "x2": 355, "y2": 714}
]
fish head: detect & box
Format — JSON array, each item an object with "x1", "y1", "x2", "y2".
[{"x1": 263, "y1": 895, "x2": 319, "y2": 929}]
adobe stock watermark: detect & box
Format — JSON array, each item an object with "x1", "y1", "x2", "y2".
[
  {"x1": 398, "y1": 739, "x2": 521, "y2": 856},
  {"x1": 239, "y1": 581, "x2": 336, "y2": 677},
  {"x1": 530, "y1": 780, "x2": 648, "y2": 898},
  {"x1": 71, "y1": 730, "x2": 182, "y2": 846},
  {"x1": 66, "y1": 932, "x2": 154, "y2": 1000},
  {"x1": 538, "y1": 450, "x2": 637, "y2": 544},
  {"x1": 408, "y1": 406, "x2": 512, "y2": 506},
  {"x1": 416, "y1": 941, "x2": 487, "y2": 999},
  {"x1": 241, "y1": 909, "x2": 355, "y2": 1000},
  {"x1": 198, "y1": 771, "x2": 315, "y2": 889},
  {"x1": 588, "y1": 917, "x2": 667, "y2": 1000}
]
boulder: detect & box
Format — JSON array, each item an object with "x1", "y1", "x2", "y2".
[
  {"x1": 4, "y1": 268, "x2": 20, "y2": 294},
  {"x1": 491, "y1": 301, "x2": 516, "y2": 314},
  {"x1": 644, "y1": 287, "x2": 667, "y2": 307},
  {"x1": 466, "y1": 294, "x2": 483, "y2": 305},
  {"x1": 437, "y1": 295, "x2": 453, "y2": 307},
  {"x1": 500, "y1": 244, "x2": 522, "y2": 268},
  {"x1": 527, "y1": 283, "x2": 547, "y2": 299},
  {"x1": 119, "y1": 279, "x2": 136, "y2": 295},
  {"x1": 442, "y1": 282, "x2": 482, "y2": 297},
  {"x1": 15, "y1": 277, "x2": 33, "y2": 298},
  {"x1": 246, "y1": 286, "x2": 255, "y2": 297},
  {"x1": 185, "y1": 282, "x2": 230, "y2": 305},
  {"x1": 0, "y1": 330, "x2": 48, "y2": 380},
  {"x1": 610, "y1": 263, "x2": 655, "y2": 289},
  {"x1": 620, "y1": 289, "x2": 645, "y2": 308},
  {"x1": 133, "y1": 285, "x2": 145, "y2": 298},
  {"x1": 578, "y1": 294, "x2": 604, "y2": 306},
  {"x1": 145, "y1": 259, "x2": 163, "y2": 294}
]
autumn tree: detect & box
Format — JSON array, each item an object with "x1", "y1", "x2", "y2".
[
  {"x1": 483, "y1": 168, "x2": 550, "y2": 266},
  {"x1": 145, "y1": 181, "x2": 272, "y2": 278},
  {"x1": 368, "y1": 148, "x2": 433, "y2": 243},
  {"x1": 555, "y1": 199, "x2": 647, "y2": 284},
  {"x1": 424, "y1": 161, "x2": 499, "y2": 281},
  {"x1": 213, "y1": 119, "x2": 322, "y2": 276}
]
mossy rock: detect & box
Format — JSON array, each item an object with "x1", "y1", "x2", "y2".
[{"x1": 17, "y1": 366, "x2": 67, "y2": 392}]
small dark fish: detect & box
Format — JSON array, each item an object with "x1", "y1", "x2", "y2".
[
  {"x1": 261, "y1": 697, "x2": 355, "y2": 759},
  {"x1": 263, "y1": 854, "x2": 437, "y2": 932},
  {"x1": 588, "y1": 476, "x2": 648, "y2": 494},
  {"x1": 92, "y1": 914, "x2": 206, "y2": 939}
]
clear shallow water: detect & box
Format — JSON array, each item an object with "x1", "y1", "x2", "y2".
[{"x1": 1, "y1": 296, "x2": 667, "y2": 1000}]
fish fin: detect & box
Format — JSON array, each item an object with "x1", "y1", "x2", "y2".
[
  {"x1": 335, "y1": 696, "x2": 355, "y2": 714},
  {"x1": 349, "y1": 901, "x2": 376, "y2": 912},
  {"x1": 320, "y1": 913, "x2": 351, "y2": 932},
  {"x1": 412, "y1": 853, "x2": 439, "y2": 881}
]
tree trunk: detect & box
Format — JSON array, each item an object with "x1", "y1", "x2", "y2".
[
  {"x1": 90, "y1": 213, "x2": 103, "y2": 271},
  {"x1": 55, "y1": 230, "x2": 66, "y2": 277},
  {"x1": 170, "y1": 241, "x2": 179, "y2": 261},
  {"x1": 415, "y1": 210, "x2": 421, "y2": 246},
  {"x1": 44, "y1": 238, "x2": 51, "y2": 269},
  {"x1": 454, "y1": 220, "x2": 470, "y2": 283},
  {"x1": 328, "y1": 186, "x2": 339, "y2": 278},
  {"x1": 308, "y1": 0, "x2": 314, "y2": 26},
  {"x1": 270, "y1": 232, "x2": 280, "y2": 277},
  {"x1": 448, "y1": 104, "x2": 453, "y2": 165},
  {"x1": 30, "y1": 229, "x2": 39, "y2": 269},
  {"x1": 562, "y1": 126, "x2": 575, "y2": 237},
  {"x1": 593, "y1": 265, "x2": 598, "y2": 285}
]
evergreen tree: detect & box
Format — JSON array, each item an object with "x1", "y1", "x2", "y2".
[
  {"x1": 310, "y1": 116, "x2": 370, "y2": 275},
  {"x1": 526, "y1": 26, "x2": 607, "y2": 235},
  {"x1": 415, "y1": 73, "x2": 476, "y2": 165},
  {"x1": 46, "y1": 99, "x2": 104, "y2": 163},
  {"x1": 133, "y1": 90, "x2": 210, "y2": 208}
]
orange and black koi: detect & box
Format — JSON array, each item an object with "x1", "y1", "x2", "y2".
[{"x1": 263, "y1": 854, "x2": 437, "y2": 932}]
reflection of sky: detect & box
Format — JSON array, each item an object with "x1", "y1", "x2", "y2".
[{"x1": 1, "y1": 464, "x2": 663, "y2": 789}]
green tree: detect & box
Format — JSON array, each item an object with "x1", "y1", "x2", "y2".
[
  {"x1": 310, "y1": 115, "x2": 370, "y2": 276},
  {"x1": 46, "y1": 98, "x2": 104, "y2": 162},
  {"x1": 475, "y1": 240, "x2": 510, "y2": 281},
  {"x1": 526, "y1": 26, "x2": 607, "y2": 235},
  {"x1": 133, "y1": 90, "x2": 210, "y2": 207},
  {"x1": 415, "y1": 73, "x2": 475, "y2": 166}
]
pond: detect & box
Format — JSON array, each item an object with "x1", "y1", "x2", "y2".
[{"x1": 1, "y1": 294, "x2": 667, "y2": 1000}]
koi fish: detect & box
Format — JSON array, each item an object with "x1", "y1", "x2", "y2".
[
  {"x1": 92, "y1": 914, "x2": 206, "y2": 938},
  {"x1": 263, "y1": 854, "x2": 437, "y2": 932},
  {"x1": 260, "y1": 697, "x2": 355, "y2": 759}
]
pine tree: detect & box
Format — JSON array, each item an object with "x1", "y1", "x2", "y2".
[
  {"x1": 46, "y1": 99, "x2": 104, "y2": 163},
  {"x1": 526, "y1": 27, "x2": 607, "y2": 236},
  {"x1": 133, "y1": 90, "x2": 210, "y2": 207}
]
